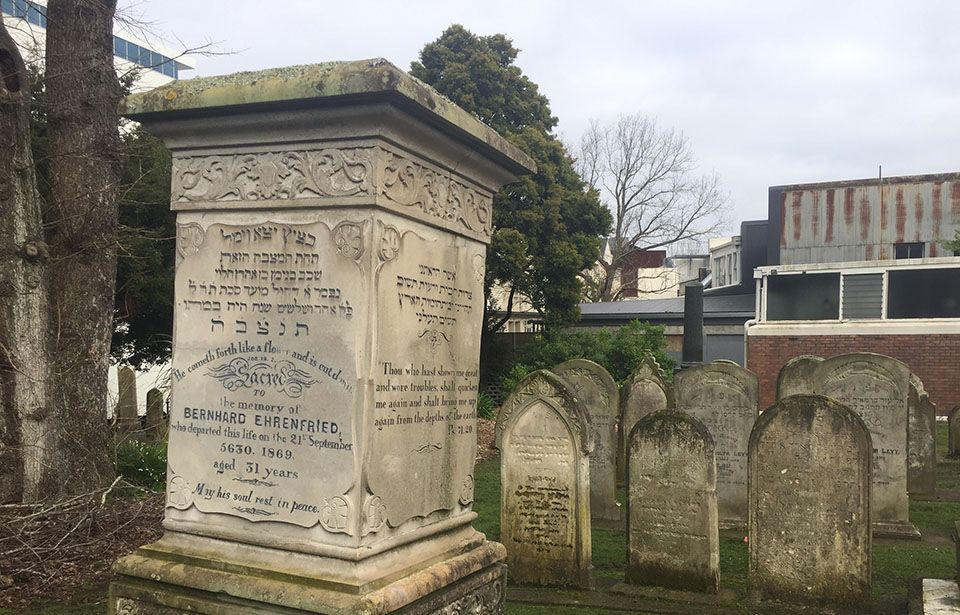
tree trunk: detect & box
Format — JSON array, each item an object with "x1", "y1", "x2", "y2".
[
  {"x1": 0, "y1": 24, "x2": 50, "y2": 503},
  {"x1": 42, "y1": 0, "x2": 122, "y2": 498}
]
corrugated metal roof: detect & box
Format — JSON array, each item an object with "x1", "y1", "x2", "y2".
[{"x1": 579, "y1": 293, "x2": 755, "y2": 319}]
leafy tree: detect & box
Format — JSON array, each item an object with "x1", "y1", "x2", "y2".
[
  {"x1": 411, "y1": 25, "x2": 611, "y2": 333},
  {"x1": 941, "y1": 230, "x2": 960, "y2": 256}
]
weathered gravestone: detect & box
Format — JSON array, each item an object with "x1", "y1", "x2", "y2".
[
  {"x1": 949, "y1": 405, "x2": 960, "y2": 459},
  {"x1": 674, "y1": 361, "x2": 757, "y2": 529},
  {"x1": 775, "y1": 355, "x2": 822, "y2": 399},
  {"x1": 553, "y1": 359, "x2": 620, "y2": 521},
  {"x1": 109, "y1": 60, "x2": 535, "y2": 614},
  {"x1": 496, "y1": 369, "x2": 594, "y2": 589},
  {"x1": 114, "y1": 365, "x2": 139, "y2": 437},
  {"x1": 618, "y1": 353, "x2": 673, "y2": 484},
  {"x1": 625, "y1": 410, "x2": 719, "y2": 593},
  {"x1": 748, "y1": 395, "x2": 872, "y2": 608},
  {"x1": 144, "y1": 388, "x2": 166, "y2": 442},
  {"x1": 779, "y1": 352, "x2": 918, "y2": 538},
  {"x1": 907, "y1": 375, "x2": 937, "y2": 497}
]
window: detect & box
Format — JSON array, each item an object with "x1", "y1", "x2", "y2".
[
  {"x1": 888, "y1": 269, "x2": 960, "y2": 319},
  {"x1": 841, "y1": 273, "x2": 883, "y2": 319},
  {"x1": 767, "y1": 272, "x2": 840, "y2": 320},
  {"x1": 894, "y1": 242, "x2": 924, "y2": 259}
]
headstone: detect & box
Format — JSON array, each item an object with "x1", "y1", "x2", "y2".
[
  {"x1": 617, "y1": 353, "x2": 673, "y2": 484},
  {"x1": 674, "y1": 361, "x2": 758, "y2": 528},
  {"x1": 496, "y1": 369, "x2": 594, "y2": 589},
  {"x1": 949, "y1": 405, "x2": 960, "y2": 459},
  {"x1": 907, "y1": 375, "x2": 936, "y2": 497},
  {"x1": 115, "y1": 365, "x2": 139, "y2": 437},
  {"x1": 144, "y1": 388, "x2": 166, "y2": 442},
  {"x1": 791, "y1": 353, "x2": 918, "y2": 538},
  {"x1": 626, "y1": 410, "x2": 719, "y2": 593},
  {"x1": 110, "y1": 60, "x2": 535, "y2": 614},
  {"x1": 775, "y1": 355, "x2": 822, "y2": 400},
  {"x1": 553, "y1": 359, "x2": 620, "y2": 521},
  {"x1": 748, "y1": 394, "x2": 872, "y2": 608}
]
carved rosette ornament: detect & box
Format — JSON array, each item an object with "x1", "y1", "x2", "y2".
[
  {"x1": 458, "y1": 474, "x2": 475, "y2": 506},
  {"x1": 166, "y1": 474, "x2": 192, "y2": 510},
  {"x1": 433, "y1": 576, "x2": 504, "y2": 615},
  {"x1": 114, "y1": 598, "x2": 140, "y2": 615},
  {"x1": 361, "y1": 494, "x2": 387, "y2": 536},
  {"x1": 175, "y1": 222, "x2": 205, "y2": 267},
  {"x1": 319, "y1": 495, "x2": 352, "y2": 534},
  {"x1": 472, "y1": 253, "x2": 485, "y2": 284},
  {"x1": 333, "y1": 222, "x2": 364, "y2": 260},
  {"x1": 378, "y1": 223, "x2": 401, "y2": 262}
]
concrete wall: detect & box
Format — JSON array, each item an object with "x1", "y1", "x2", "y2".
[
  {"x1": 747, "y1": 332, "x2": 960, "y2": 414},
  {"x1": 768, "y1": 174, "x2": 960, "y2": 266}
]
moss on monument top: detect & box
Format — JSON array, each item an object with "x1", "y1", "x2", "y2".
[{"x1": 121, "y1": 58, "x2": 534, "y2": 172}]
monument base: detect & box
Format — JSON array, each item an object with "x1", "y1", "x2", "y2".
[
  {"x1": 873, "y1": 520, "x2": 922, "y2": 540},
  {"x1": 108, "y1": 532, "x2": 507, "y2": 615}
]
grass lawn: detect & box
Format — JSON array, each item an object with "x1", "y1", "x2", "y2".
[{"x1": 475, "y1": 422, "x2": 960, "y2": 614}]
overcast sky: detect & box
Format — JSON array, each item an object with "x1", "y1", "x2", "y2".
[{"x1": 122, "y1": 0, "x2": 960, "y2": 227}]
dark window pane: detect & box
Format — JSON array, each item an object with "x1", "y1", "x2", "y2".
[
  {"x1": 888, "y1": 268, "x2": 960, "y2": 319},
  {"x1": 767, "y1": 273, "x2": 840, "y2": 320},
  {"x1": 894, "y1": 242, "x2": 924, "y2": 259}
]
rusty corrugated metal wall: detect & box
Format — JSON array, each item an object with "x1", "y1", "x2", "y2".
[{"x1": 768, "y1": 174, "x2": 960, "y2": 265}]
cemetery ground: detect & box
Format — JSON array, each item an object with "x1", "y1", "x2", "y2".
[{"x1": 1, "y1": 421, "x2": 957, "y2": 614}]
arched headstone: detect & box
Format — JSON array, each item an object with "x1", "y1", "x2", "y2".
[
  {"x1": 749, "y1": 395, "x2": 872, "y2": 608},
  {"x1": 553, "y1": 359, "x2": 620, "y2": 522},
  {"x1": 775, "y1": 355, "x2": 823, "y2": 400},
  {"x1": 626, "y1": 410, "x2": 719, "y2": 593},
  {"x1": 495, "y1": 370, "x2": 594, "y2": 589},
  {"x1": 115, "y1": 365, "x2": 139, "y2": 437},
  {"x1": 949, "y1": 405, "x2": 960, "y2": 459},
  {"x1": 674, "y1": 361, "x2": 758, "y2": 528},
  {"x1": 907, "y1": 374, "x2": 936, "y2": 497},
  {"x1": 809, "y1": 353, "x2": 917, "y2": 538},
  {"x1": 617, "y1": 353, "x2": 673, "y2": 484},
  {"x1": 145, "y1": 388, "x2": 166, "y2": 443}
]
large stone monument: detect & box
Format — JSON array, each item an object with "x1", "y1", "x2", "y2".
[
  {"x1": 552, "y1": 359, "x2": 620, "y2": 521},
  {"x1": 674, "y1": 361, "x2": 758, "y2": 529},
  {"x1": 748, "y1": 395, "x2": 872, "y2": 608},
  {"x1": 617, "y1": 353, "x2": 673, "y2": 484},
  {"x1": 779, "y1": 352, "x2": 918, "y2": 538},
  {"x1": 495, "y1": 370, "x2": 594, "y2": 589},
  {"x1": 109, "y1": 60, "x2": 535, "y2": 614},
  {"x1": 625, "y1": 410, "x2": 719, "y2": 593},
  {"x1": 907, "y1": 375, "x2": 936, "y2": 497}
]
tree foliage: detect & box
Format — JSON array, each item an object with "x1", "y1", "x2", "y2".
[
  {"x1": 412, "y1": 25, "x2": 611, "y2": 332},
  {"x1": 578, "y1": 114, "x2": 729, "y2": 302}
]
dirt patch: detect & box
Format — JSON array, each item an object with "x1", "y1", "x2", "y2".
[
  {"x1": 0, "y1": 487, "x2": 163, "y2": 610},
  {"x1": 476, "y1": 417, "x2": 498, "y2": 462}
]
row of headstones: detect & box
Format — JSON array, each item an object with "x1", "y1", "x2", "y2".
[
  {"x1": 113, "y1": 365, "x2": 167, "y2": 443},
  {"x1": 494, "y1": 352, "x2": 937, "y2": 607}
]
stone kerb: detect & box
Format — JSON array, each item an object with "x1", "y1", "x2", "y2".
[
  {"x1": 617, "y1": 353, "x2": 673, "y2": 485},
  {"x1": 674, "y1": 361, "x2": 758, "y2": 529},
  {"x1": 796, "y1": 353, "x2": 917, "y2": 538},
  {"x1": 552, "y1": 359, "x2": 620, "y2": 522},
  {"x1": 775, "y1": 355, "x2": 822, "y2": 400},
  {"x1": 748, "y1": 394, "x2": 872, "y2": 609},
  {"x1": 625, "y1": 410, "x2": 719, "y2": 594},
  {"x1": 495, "y1": 369, "x2": 595, "y2": 589},
  {"x1": 950, "y1": 405, "x2": 960, "y2": 458},
  {"x1": 907, "y1": 374, "x2": 936, "y2": 497},
  {"x1": 110, "y1": 59, "x2": 535, "y2": 615}
]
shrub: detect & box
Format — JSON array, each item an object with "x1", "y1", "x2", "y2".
[
  {"x1": 476, "y1": 393, "x2": 496, "y2": 419},
  {"x1": 116, "y1": 439, "x2": 167, "y2": 492}
]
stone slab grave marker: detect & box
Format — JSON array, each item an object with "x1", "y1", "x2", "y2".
[
  {"x1": 949, "y1": 405, "x2": 960, "y2": 459},
  {"x1": 495, "y1": 369, "x2": 594, "y2": 589},
  {"x1": 114, "y1": 365, "x2": 139, "y2": 437},
  {"x1": 144, "y1": 388, "x2": 166, "y2": 443},
  {"x1": 674, "y1": 361, "x2": 757, "y2": 529},
  {"x1": 775, "y1": 355, "x2": 822, "y2": 399},
  {"x1": 908, "y1": 374, "x2": 937, "y2": 497},
  {"x1": 779, "y1": 352, "x2": 919, "y2": 538},
  {"x1": 617, "y1": 353, "x2": 673, "y2": 484},
  {"x1": 109, "y1": 59, "x2": 535, "y2": 614},
  {"x1": 748, "y1": 394, "x2": 872, "y2": 609},
  {"x1": 624, "y1": 410, "x2": 719, "y2": 593},
  {"x1": 553, "y1": 359, "x2": 620, "y2": 521}
]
